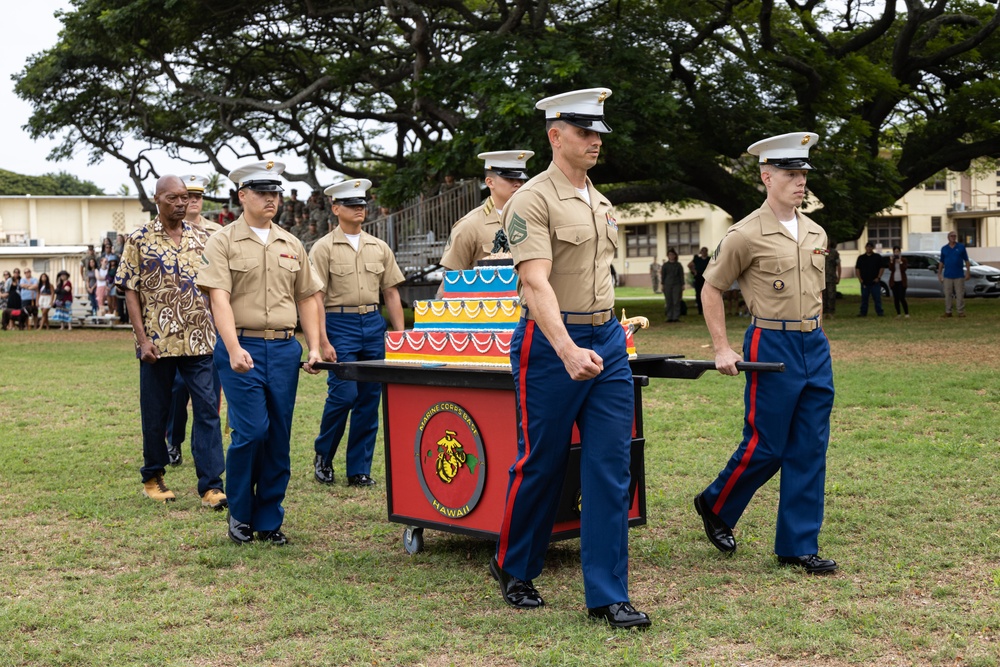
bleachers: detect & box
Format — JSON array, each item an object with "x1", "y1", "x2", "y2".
[{"x1": 71, "y1": 295, "x2": 124, "y2": 328}]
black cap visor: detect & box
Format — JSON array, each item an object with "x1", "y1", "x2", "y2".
[
  {"x1": 333, "y1": 196, "x2": 368, "y2": 207},
  {"x1": 762, "y1": 157, "x2": 813, "y2": 170},
  {"x1": 240, "y1": 180, "x2": 285, "y2": 192},
  {"x1": 490, "y1": 168, "x2": 529, "y2": 181},
  {"x1": 553, "y1": 112, "x2": 612, "y2": 134}
]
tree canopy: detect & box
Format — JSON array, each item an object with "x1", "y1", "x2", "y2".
[
  {"x1": 15, "y1": 0, "x2": 1000, "y2": 241},
  {"x1": 0, "y1": 168, "x2": 105, "y2": 196}
]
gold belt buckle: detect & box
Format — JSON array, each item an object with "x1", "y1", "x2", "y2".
[
  {"x1": 264, "y1": 329, "x2": 276, "y2": 340},
  {"x1": 592, "y1": 311, "x2": 605, "y2": 326},
  {"x1": 804, "y1": 320, "x2": 817, "y2": 332}
]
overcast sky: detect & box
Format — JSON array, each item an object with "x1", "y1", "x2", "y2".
[{"x1": 1, "y1": 1, "x2": 312, "y2": 195}]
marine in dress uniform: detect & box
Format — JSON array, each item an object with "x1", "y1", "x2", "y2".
[
  {"x1": 693, "y1": 132, "x2": 837, "y2": 574},
  {"x1": 309, "y1": 178, "x2": 405, "y2": 487},
  {"x1": 196, "y1": 160, "x2": 324, "y2": 546},
  {"x1": 181, "y1": 174, "x2": 224, "y2": 239},
  {"x1": 492, "y1": 88, "x2": 651, "y2": 630},
  {"x1": 166, "y1": 174, "x2": 224, "y2": 467},
  {"x1": 439, "y1": 150, "x2": 534, "y2": 274}
]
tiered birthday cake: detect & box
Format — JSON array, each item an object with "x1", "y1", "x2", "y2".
[
  {"x1": 385, "y1": 264, "x2": 644, "y2": 368},
  {"x1": 385, "y1": 265, "x2": 519, "y2": 367}
]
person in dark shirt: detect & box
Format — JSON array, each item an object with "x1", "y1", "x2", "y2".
[
  {"x1": 661, "y1": 249, "x2": 685, "y2": 322},
  {"x1": 2, "y1": 278, "x2": 27, "y2": 330},
  {"x1": 688, "y1": 247, "x2": 710, "y2": 315},
  {"x1": 854, "y1": 241, "x2": 884, "y2": 317}
]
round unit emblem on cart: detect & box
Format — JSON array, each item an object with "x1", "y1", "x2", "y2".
[{"x1": 414, "y1": 402, "x2": 487, "y2": 518}]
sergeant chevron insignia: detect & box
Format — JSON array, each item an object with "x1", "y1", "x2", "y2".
[{"x1": 508, "y1": 212, "x2": 528, "y2": 245}]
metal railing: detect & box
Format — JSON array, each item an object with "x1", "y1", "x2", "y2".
[{"x1": 363, "y1": 180, "x2": 483, "y2": 274}]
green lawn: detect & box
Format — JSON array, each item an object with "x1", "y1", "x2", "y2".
[{"x1": 1, "y1": 295, "x2": 999, "y2": 666}]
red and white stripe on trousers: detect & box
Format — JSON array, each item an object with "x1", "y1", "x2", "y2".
[{"x1": 713, "y1": 326, "x2": 762, "y2": 516}]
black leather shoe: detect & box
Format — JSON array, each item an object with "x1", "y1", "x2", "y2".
[
  {"x1": 347, "y1": 474, "x2": 376, "y2": 487},
  {"x1": 489, "y1": 556, "x2": 544, "y2": 609},
  {"x1": 777, "y1": 554, "x2": 838, "y2": 574},
  {"x1": 166, "y1": 443, "x2": 182, "y2": 467},
  {"x1": 256, "y1": 530, "x2": 288, "y2": 546},
  {"x1": 694, "y1": 493, "x2": 736, "y2": 554},
  {"x1": 314, "y1": 454, "x2": 334, "y2": 485},
  {"x1": 588, "y1": 602, "x2": 652, "y2": 630},
  {"x1": 227, "y1": 513, "x2": 253, "y2": 546}
]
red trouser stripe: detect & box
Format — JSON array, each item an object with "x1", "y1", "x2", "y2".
[
  {"x1": 497, "y1": 320, "x2": 535, "y2": 567},
  {"x1": 713, "y1": 326, "x2": 762, "y2": 515}
]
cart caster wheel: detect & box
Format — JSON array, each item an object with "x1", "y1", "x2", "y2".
[{"x1": 403, "y1": 526, "x2": 424, "y2": 554}]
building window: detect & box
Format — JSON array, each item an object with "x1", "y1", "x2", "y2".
[
  {"x1": 931, "y1": 216, "x2": 942, "y2": 232},
  {"x1": 867, "y1": 218, "x2": 902, "y2": 251},
  {"x1": 666, "y1": 221, "x2": 700, "y2": 257},
  {"x1": 624, "y1": 224, "x2": 656, "y2": 258},
  {"x1": 922, "y1": 171, "x2": 947, "y2": 191},
  {"x1": 837, "y1": 240, "x2": 858, "y2": 251}
]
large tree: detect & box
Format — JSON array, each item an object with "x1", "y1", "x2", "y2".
[{"x1": 15, "y1": 0, "x2": 1000, "y2": 240}]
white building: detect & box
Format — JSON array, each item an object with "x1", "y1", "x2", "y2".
[
  {"x1": 613, "y1": 168, "x2": 1000, "y2": 286},
  {"x1": 0, "y1": 195, "x2": 150, "y2": 290}
]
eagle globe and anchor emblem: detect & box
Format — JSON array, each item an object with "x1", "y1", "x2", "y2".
[{"x1": 414, "y1": 402, "x2": 486, "y2": 521}]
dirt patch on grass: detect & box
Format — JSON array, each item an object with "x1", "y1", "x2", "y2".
[
  {"x1": 3, "y1": 328, "x2": 134, "y2": 344},
  {"x1": 830, "y1": 337, "x2": 998, "y2": 366}
]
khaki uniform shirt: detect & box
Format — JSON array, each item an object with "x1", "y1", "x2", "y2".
[
  {"x1": 309, "y1": 227, "x2": 405, "y2": 308},
  {"x1": 440, "y1": 196, "x2": 502, "y2": 271},
  {"x1": 704, "y1": 203, "x2": 827, "y2": 320},
  {"x1": 196, "y1": 216, "x2": 322, "y2": 330},
  {"x1": 189, "y1": 215, "x2": 223, "y2": 245},
  {"x1": 502, "y1": 162, "x2": 618, "y2": 313}
]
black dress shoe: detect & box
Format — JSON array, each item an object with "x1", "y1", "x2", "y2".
[
  {"x1": 314, "y1": 454, "x2": 334, "y2": 485},
  {"x1": 256, "y1": 530, "x2": 289, "y2": 546},
  {"x1": 777, "y1": 554, "x2": 838, "y2": 574},
  {"x1": 489, "y1": 556, "x2": 544, "y2": 609},
  {"x1": 167, "y1": 443, "x2": 182, "y2": 467},
  {"x1": 347, "y1": 474, "x2": 376, "y2": 487},
  {"x1": 227, "y1": 513, "x2": 253, "y2": 545},
  {"x1": 588, "y1": 602, "x2": 652, "y2": 630},
  {"x1": 694, "y1": 493, "x2": 736, "y2": 554}
]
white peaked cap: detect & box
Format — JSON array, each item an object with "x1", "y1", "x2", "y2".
[
  {"x1": 747, "y1": 132, "x2": 820, "y2": 170},
  {"x1": 324, "y1": 178, "x2": 373, "y2": 206},
  {"x1": 180, "y1": 174, "x2": 209, "y2": 192},
  {"x1": 478, "y1": 150, "x2": 534, "y2": 180},
  {"x1": 535, "y1": 88, "x2": 613, "y2": 133},
  {"x1": 228, "y1": 160, "x2": 286, "y2": 191}
]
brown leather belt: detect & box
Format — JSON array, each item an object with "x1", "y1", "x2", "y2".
[
  {"x1": 237, "y1": 329, "x2": 295, "y2": 340},
  {"x1": 750, "y1": 316, "x2": 819, "y2": 332},
  {"x1": 524, "y1": 308, "x2": 614, "y2": 326},
  {"x1": 326, "y1": 304, "x2": 380, "y2": 314}
]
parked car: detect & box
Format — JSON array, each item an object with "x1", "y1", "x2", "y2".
[{"x1": 879, "y1": 251, "x2": 1000, "y2": 298}]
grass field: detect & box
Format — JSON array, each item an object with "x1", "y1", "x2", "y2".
[{"x1": 1, "y1": 293, "x2": 999, "y2": 666}]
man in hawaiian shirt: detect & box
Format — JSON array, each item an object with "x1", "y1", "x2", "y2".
[{"x1": 116, "y1": 175, "x2": 227, "y2": 509}]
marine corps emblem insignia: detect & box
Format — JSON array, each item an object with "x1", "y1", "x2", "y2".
[{"x1": 414, "y1": 402, "x2": 486, "y2": 519}]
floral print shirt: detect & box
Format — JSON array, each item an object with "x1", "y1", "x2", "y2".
[{"x1": 115, "y1": 217, "x2": 216, "y2": 358}]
